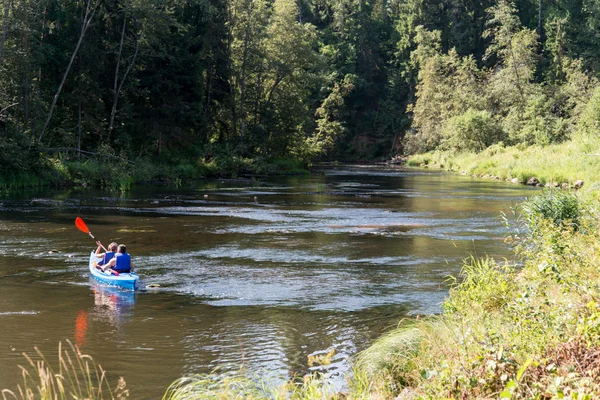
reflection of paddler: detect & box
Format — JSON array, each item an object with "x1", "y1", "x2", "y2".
[
  {"x1": 92, "y1": 285, "x2": 135, "y2": 327},
  {"x1": 74, "y1": 310, "x2": 88, "y2": 348},
  {"x1": 94, "y1": 288, "x2": 119, "y2": 310}
]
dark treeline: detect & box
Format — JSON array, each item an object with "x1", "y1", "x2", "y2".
[{"x1": 1, "y1": 0, "x2": 600, "y2": 184}]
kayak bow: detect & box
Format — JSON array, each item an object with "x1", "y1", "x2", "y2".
[{"x1": 89, "y1": 251, "x2": 139, "y2": 291}]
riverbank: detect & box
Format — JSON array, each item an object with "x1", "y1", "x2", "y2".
[
  {"x1": 404, "y1": 135, "x2": 600, "y2": 192},
  {"x1": 0, "y1": 154, "x2": 309, "y2": 193},
  {"x1": 354, "y1": 189, "x2": 600, "y2": 398}
]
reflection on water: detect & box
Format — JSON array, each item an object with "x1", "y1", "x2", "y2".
[
  {"x1": 0, "y1": 165, "x2": 537, "y2": 396},
  {"x1": 91, "y1": 283, "x2": 136, "y2": 326}
]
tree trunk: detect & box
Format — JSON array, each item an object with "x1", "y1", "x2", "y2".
[
  {"x1": 538, "y1": 0, "x2": 542, "y2": 36},
  {"x1": 108, "y1": 13, "x2": 139, "y2": 140},
  {"x1": 508, "y1": 39, "x2": 524, "y2": 104},
  {"x1": 0, "y1": 0, "x2": 12, "y2": 65},
  {"x1": 238, "y1": 0, "x2": 254, "y2": 139},
  {"x1": 108, "y1": 14, "x2": 126, "y2": 138},
  {"x1": 78, "y1": 100, "x2": 82, "y2": 159},
  {"x1": 37, "y1": 0, "x2": 97, "y2": 144},
  {"x1": 22, "y1": 0, "x2": 29, "y2": 131},
  {"x1": 226, "y1": 1, "x2": 239, "y2": 141}
]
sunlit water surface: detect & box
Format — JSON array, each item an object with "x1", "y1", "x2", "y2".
[{"x1": 0, "y1": 165, "x2": 536, "y2": 396}]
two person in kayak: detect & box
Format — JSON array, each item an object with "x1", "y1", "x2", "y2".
[{"x1": 95, "y1": 241, "x2": 134, "y2": 274}]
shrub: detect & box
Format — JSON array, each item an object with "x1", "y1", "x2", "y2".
[
  {"x1": 442, "y1": 109, "x2": 504, "y2": 152},
  {"x1": 578, "y1": 86, "x2": 600, "y2": 136},
  {"x1": 443, "y1": 257, "x2": 516, "y2": 315},
  {"x1": 520, "y1": 190, "x2": 582, "y2": 234}
]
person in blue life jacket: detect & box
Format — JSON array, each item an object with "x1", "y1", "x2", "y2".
[
  {"x1": 95, "y1": 241, "x2": 118, "y2": 268},
  {"x1": 101, "y1": 244, "x2": 134, "y2": 273}
]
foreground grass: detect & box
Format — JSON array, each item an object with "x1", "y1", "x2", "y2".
[
  {"x1": 406, "y1": 134, "x2": 600, "y2": 191},
  {"x1": 355, "y1": 190, "x2": 600, "y2": 398},
  {"x1": 2, "y1": 340, "x2": 128, "y2": 400}
]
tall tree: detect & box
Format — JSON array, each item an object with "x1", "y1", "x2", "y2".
[{"x1": 38, "y1": 0, "x2": 97, "y2": 144}]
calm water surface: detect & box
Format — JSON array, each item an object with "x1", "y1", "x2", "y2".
[{"x1": 0, "y1": 165, "x2": 536, "y2": 396}]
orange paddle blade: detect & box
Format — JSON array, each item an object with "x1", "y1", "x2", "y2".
[{"x1": 75, "y1": 217, "x2": 90, "y2": 234}]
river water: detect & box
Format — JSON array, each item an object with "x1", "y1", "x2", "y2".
[{"x1": 0, "y1": 165, "x2": 536, "y2": 397}]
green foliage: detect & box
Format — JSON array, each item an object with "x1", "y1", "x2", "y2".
[
  {"x1": 2, "y1": 340, "x2": 129, "y2": 400},
  {"x1": 162, "y1": 373, "x2": 267, "y2": 400},
  {"x1": 442, "y1": 109, "x2": 504, "y2": 152},
  {"x1": 354, "y1": 192, "x2": 600, "y2": 398},
  {"x1": 162, "y1": 369, "x2": 345, "y2": 400},
  {"x1": 578, "y1": 86, "x2": 600, "y2": 136},
  {"x1": 444, "y1": 257, "x2": 516, "y2": 314},
  {"x1": 520, "y1": 190, "x2": 582, "y2": 234}
]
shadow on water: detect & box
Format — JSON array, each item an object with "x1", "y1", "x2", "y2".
[{"x1": 0, "y1": 165, "x2": 538, "y2": 396}]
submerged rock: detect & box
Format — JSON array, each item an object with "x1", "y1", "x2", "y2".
[{"x1": 146, "y1": 283, "x2": 161, "y2": 289}]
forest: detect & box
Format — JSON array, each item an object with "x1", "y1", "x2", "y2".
[{"x1": 1, "y1": 0, "x2": 600, "y2": 187}]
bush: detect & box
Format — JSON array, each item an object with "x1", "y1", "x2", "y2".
[
  {"x1": 520, "y1": 190, "x2": 582, "y2": 234},
  {"x1": 578, "y1": 86, "x2": 600, "y2": 136},
  {"x1": 516, "y1": 94, "x2": 570, "y2": 146},
  {"x1": 444, "y1": 257, "x2": 516, "y2": 315},
  {"x1": 442, "y1": 109, "x2": 504, "y2": 152}
]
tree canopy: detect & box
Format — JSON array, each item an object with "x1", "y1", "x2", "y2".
[{"x1": 2, "y1": 0, "x2": 600, "y2": 180}]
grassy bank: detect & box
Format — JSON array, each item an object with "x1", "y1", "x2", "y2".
[
  {"x1": 0, "y1": 154, "x2": 309, "y2": 193},
  {"x1": 354, "y1": 189, "x2": 600, "y2": 398},
  {"x1": 406, "y1": 134, "x2": 600, "y2": 191}
]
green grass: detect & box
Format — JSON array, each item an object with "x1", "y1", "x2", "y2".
[
  {"x1": 406, "y1": 135, "x2": 600, "y2": 190},
  {"x1": 347, "y1": 192, "x2": 600, "y2": 398},
  {"x1": 161, "y1": 370, "x2": 347, "y2": 400},
  {"x1": 2, "y1": 340, "x2": 128, "y2": 400},
  {"x1": 0, "y1": 172, "x2": 50, "y2": 191}
]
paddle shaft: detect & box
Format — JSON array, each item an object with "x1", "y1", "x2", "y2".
[
  {"x1": 90, "y1": 233, "x2": 108, "y2": 252},
  {"x1": 75, "y1": 217, "x2": 107, "y2": 252}
]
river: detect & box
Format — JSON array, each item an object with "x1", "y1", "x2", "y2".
[{"x1": 0, "y1": 165, "x2": 536, "y2": 397}]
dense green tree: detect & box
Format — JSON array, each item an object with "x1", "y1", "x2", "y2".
[{"x1": 3, "y1": 0, "x2": 600, "y2": 182}]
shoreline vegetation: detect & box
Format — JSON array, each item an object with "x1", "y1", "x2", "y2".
[
  {"x1": 0, "y1": 155, "x2": 311, "y2": 193},
  {"x1": 405, "y1": 136, "x2": 599, "y2": 192}
]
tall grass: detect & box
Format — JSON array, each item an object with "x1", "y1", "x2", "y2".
[
  {"x1": 1, "y1": 340, "x2": 128, "y2": 400},
  {"x1": 348, "y1": 191, "x2": 600, "y2": 398},
  {"x1": 0, "y1": 172, "x2": 49, "y2": 191},
  {"x1": 520, "y1": 189, "x2": 582, "y2": 233},
  {"x1": 406, "y1": 135, "x2": 600, "y2": 189},
  {"x1": 162, "y1": 371, "x2": 346, "y2": 400}
]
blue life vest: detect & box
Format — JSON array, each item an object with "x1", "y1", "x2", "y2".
[
  {"x1": 98, "y1": 251, "x2": 115, "y2": 266},
  {"x1": 114, "y1": 253, "x2": 131, "y2": 272}
]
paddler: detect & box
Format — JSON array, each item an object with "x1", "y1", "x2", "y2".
[
  {"x1": 95, "y1": 241, "x2": 118, "y2": 268},
  {"x1": 101, "y1": 244, "x2": 134, "y2": 273}
]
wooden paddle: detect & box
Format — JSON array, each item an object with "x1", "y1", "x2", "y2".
[{"x1": 75, "y1": 217, "x2": 107, "y2": 251}]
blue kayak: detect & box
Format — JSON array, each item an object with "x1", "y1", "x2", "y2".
[{"x1": 89, "y1": 251, "x2": 139, "y2": 291}]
